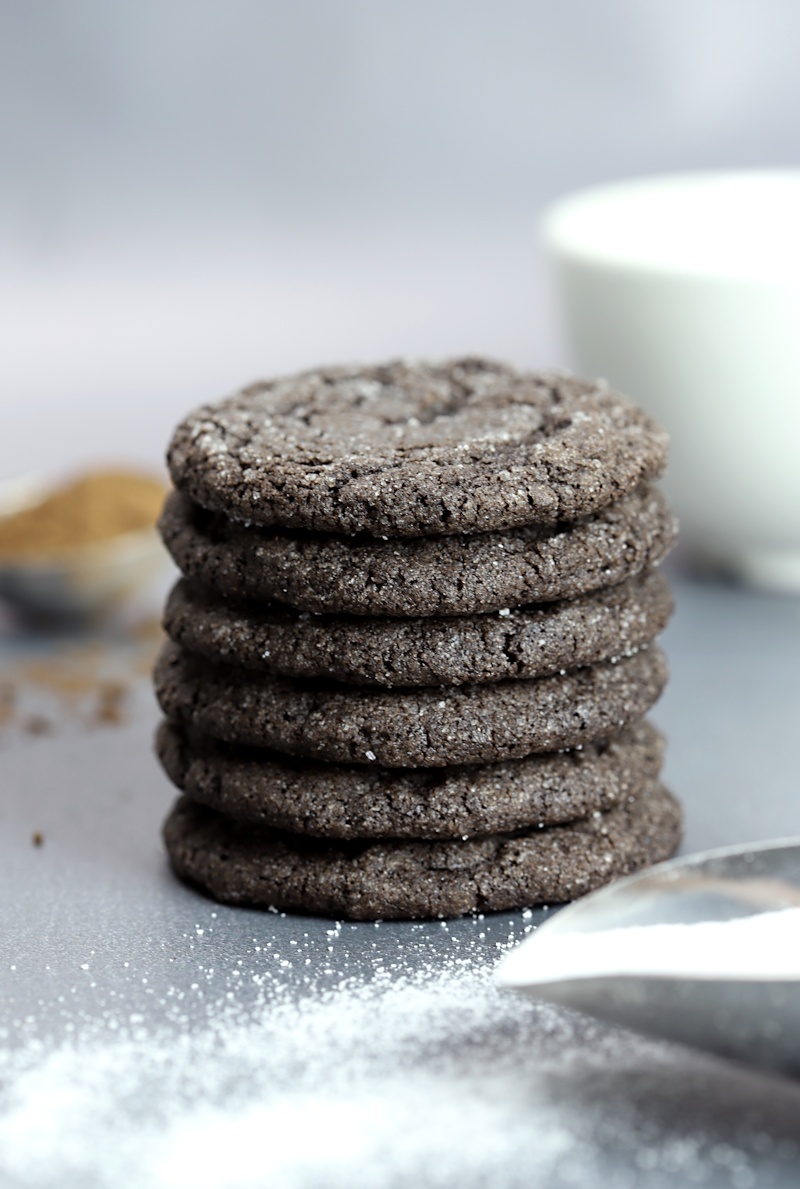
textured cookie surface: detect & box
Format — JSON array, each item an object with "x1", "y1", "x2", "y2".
[
  {"x1": 166, "y1": 358, "x2": 668, "y2": 537},
  {"x1": 157, "y1": 719, "x2": 664, "y2": 839},
  {"x1": 154, "y1": 641, "x2": 667, "y2": 767},
  {"x1": 163, "y1": 569, "x2": 672, "y2": 688},
  {"x1": 159, "y1": 486, "x2": 676, "y2": 617},
  {"x1": 163, "y1": 784, "x2": 682, "y2": 919}
]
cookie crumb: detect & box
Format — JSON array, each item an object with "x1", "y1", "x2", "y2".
[
  {"x1": 32, "y1": 831, "x2": 43, "y2": 847},
  {"x1": 94, "y1": 681, "x2": 127, "y2": 726}
]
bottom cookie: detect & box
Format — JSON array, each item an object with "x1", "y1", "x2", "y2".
[{"x1": 163, "y1": 785, "x2": 682, "y2": 920}]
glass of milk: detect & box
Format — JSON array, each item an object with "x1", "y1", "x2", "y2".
[{"x1": 544, "y1": 171, "x2": 800, "y2": 592}]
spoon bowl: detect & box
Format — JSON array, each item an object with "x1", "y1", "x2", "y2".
[{"x1": 497, "y1": 837, "x2": 800, "y2": 1078}]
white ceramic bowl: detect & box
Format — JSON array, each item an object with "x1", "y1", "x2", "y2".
[
  {"x1": 0, "y1": 474, "x2": 170, "y2": 619},
  {"x1": 544, "y1": 170, "x2": 800, "y2": 592}
]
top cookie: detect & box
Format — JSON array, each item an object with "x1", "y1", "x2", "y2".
[{"x1": 167, "y1": 358, "x2": 668, "y2": 538}]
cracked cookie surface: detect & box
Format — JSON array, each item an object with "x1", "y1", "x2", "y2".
[
  {"x1": 159, "y1": 486, "x2": 676, "y2": 617},
  {"x1": 163, "y1": 569, "x2": 673, "y2": 687},
  {"x1": 162, "y1": 783, "x2": 682, "y2": 918},
  {"x1": 154, "y1": 641, "x2": 668, "y2": 767},
  {"x1": 166, "y1": 358, "x2": 669, "y2": 538},
  {"x1": 157, "y1": 719, "x2": 664, "y2": 839}
]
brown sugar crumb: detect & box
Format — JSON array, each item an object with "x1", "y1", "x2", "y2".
[
  {"x1": 17, "y1": 654, "x2": 98, "y2": 698},
  {"x1": 0, "y1": 469, "x2": 167, "y2": 558},
  {"x1": 0, "y1": 641, "x2": 135, "y2": 735},
  {"x1": 0, "y1": 619, "x2": 163, "y2": 738},
  {"x1": 129, "y1": 616, "x2": 166, "y2": 675},
  {"x1": 0, "y1": 683, "x2": 15, "y2": 726},
  {"x1": 32, "y1": 831, "x2": 43, "y2": 847},
  {"x1": 94, "y1": 680, "x2": 127, "y2": 726},
  {"x1": 129, "y1": 616, "x2": 164, "y2": 644},
  {"x1": 22, "y1": 714, "x2": 54, "y2": 736}
]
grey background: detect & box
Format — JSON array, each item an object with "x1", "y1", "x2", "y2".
[
  {"x1": 2, "y1": 12, "x2": 800, "y2": 1181},
  {"x1": 3, "y1": 0, "x2": 799, "y2": 236},
  {"x1": 1, "y1": 0, "x2": 799, "y2": 475}
]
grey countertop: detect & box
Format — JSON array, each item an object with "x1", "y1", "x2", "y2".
[{"x1": 1, "y1": 574, "x2": 800, "y2": 1188}]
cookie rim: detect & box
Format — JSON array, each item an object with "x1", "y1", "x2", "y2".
[
  {"x1": 162, "y1": 784, "x2": 683, "y2": 919},
  {"x1": 162, "y1": 568, "x2": 674, "y2": 688},
  {"x1": 156, "y1": 718, "x2": 665, "y2": 839},
  {"x1": 166, "y1": 358, "x2": 669, "y2": 538},
  {"x1": 158, "y1": 485, "x2": 677, "y2": 618},
  {"x1": 153, "y1": 640, "x2": 669, "y2": 767}
]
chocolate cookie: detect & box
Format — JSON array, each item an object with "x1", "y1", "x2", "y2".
[
  {"x1": 157, "y1": 719, "x2": 664, "y2": 839},
  {"x1": 154, "y1": 641, "x2": 668, "y2": 767},
  {"x1": 163, "y1": 569, "x2": 672, "y2": 688},
  {"x1": 162, "y1": 784, "x2": 682, "y2": 918},
  {"x1": 166, "y1": 359, "x2": 668, "y2": 538},
  {"x1": 159, "y1": 486, "x2": 676, "y2": 617}
]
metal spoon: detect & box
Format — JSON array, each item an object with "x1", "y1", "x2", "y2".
[{"x1": 496, "y1": 837, "x2": 800, "y2": 1078}]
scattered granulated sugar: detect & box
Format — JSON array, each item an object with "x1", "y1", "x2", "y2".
[
  {"x1": 1, "y1": 938, "x2": 796, "y2": 1189},
  {"x1": 0, "y1": 964, "x2": 666, "y2": 1189}
]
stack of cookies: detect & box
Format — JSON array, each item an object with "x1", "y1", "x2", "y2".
[{"x1": 154, "y1": 358, "x2": 682, "y2": 920}]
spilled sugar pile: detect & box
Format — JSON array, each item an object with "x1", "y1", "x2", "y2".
[
  {"x1": 0, "y1": 942, "x2": 796, "y2": 1189},
  {"x1": 0, "y1": 962, "x2": 575, "y2": 1189}
]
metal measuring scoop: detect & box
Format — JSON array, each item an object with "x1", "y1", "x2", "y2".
[{"x1": 496, "y1": 837, "x2": 800, "y2": 1078}]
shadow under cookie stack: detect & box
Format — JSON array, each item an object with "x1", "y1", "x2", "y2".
[{"x1": 154, "y1": 358, "x2": 682, "y2": 920}]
